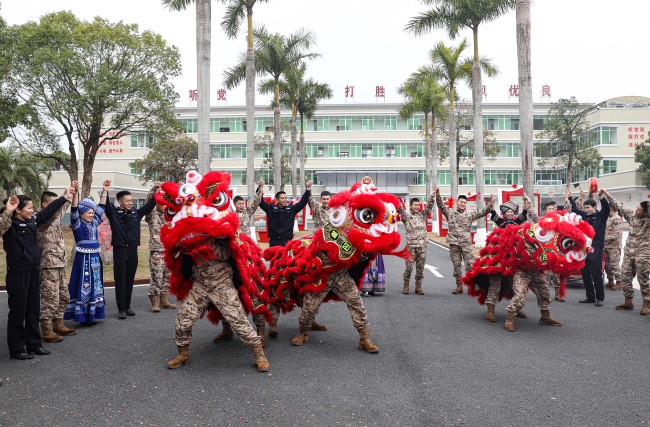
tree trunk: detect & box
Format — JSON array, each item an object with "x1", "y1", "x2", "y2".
[
  {"x1": 196, "y1": 0, "x2": 211, "y2": 174},
  {"x1": 449, "y1": 89, "x2": 458, "y2": 199},
  {"x1": 290, "y1": 104, "x2": 297, "y2": 198},
  {"x1": 273, "y1": 82, "x2": 282, "y2": 192},
  {"x1": 65, "y1": 131, "x2": 79, "y2": 183},
  {"x1": 299, "y1": 113, "x2": 306, "y2": 195},
  {"x1": 245, "y1": 7, "x2": 255, "y2": 197},
  {"x1": 517, "y1": 0, "x2": 534, "y2": 198},
  {"x1": 566, "y1": 152, "x2": 574, "y2": 188},
  {"x1": 431, "y1": 113, "x2": 438, "y2": 190},
  {"x1": 81, "y1": 148, "x2": 98, "y2": 199},
  {"x1": 424, "y1": 112, "x2": 430, "y2": 201},
  {"x1": 472, "y1": 28, "x2": 485, "y2": 221}
]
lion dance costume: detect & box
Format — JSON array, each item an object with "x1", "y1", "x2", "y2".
[
  {"x1": 462, "y1": 210, "x2": 595, "y2": 331},
  {"x1": 155, "y1": 171, "x2": 271, "y2": 371},
  {"x1": 262, "y1": 177, "x2": 409, "y2": 352}
]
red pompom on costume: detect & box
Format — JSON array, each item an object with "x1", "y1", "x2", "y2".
[
  {"x1": 263, "y1": 179, "x2": 410, "y2": 313},
  {"x1": 154, "y1": 171, "x2": 270, "y2": 325},
  {"x1": 462, "y1": 210, "x2": 595, "y2": 304}
]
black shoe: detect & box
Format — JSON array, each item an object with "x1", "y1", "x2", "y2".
[
  {"x1": 579, "y1": 299, "x2": 596, "y2": 303},
  {"x1": 595, "y1": 300, "x2": 604, "y2": 307},
  {"x1": 118, "y1": 311, "x2": 127, "y2": 319},
  {"x1": 125, "y1": 308, "x2": 135, "y2": 316},
  {"x1": 27, "y1": 347, "x2": 51, "y2": 356},
  {"x1": 10, "y1": 352, "x2": 34, "y2": 360}
]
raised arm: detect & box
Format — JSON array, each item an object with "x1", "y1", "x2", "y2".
[
  {"x1": 598, "y1": 190, "x2": 610, "y2": 221},
  {"x1": 522, "y1": 194, "x2": 537, "y2": 223},
  {"x1": 102, "y1": 180, "x2": 116, "y2": 222},
  {"x1": 422, "y1": 194, "x2": 435, "y2": 217},
  {"x1": 291, "y1": 181, "x2": 312, "y2": 214},
  {"x1": 248, "y1": 180, "x2": 264, "y2": 217},
  {"x1": 0, "y1": 196, "x2": 18, "y2": 235},
  {"x1": 35, "y1": 185, "x2": 74, "y2": 226},
  {"x1": 601, "y1": 189, "x2": 632, "y2": 223},
  {"x1": 472, "y1": 194, "x2": 496, "y2": 221},
  {"x1": 434, "y1": 188, "x2": 451, "y2": 220},
  {"x1": 490, "y1": 210, "x2": 504, "y2": 227}
]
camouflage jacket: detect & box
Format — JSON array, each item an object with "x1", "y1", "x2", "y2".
[
  {"x1": 308, "y1": 195, "x2": 330, "y2": 230},
  {"x1": 37, "y1": 200, "x2": 70, "y2": 269},
  {"x1": 606, "y1": 194, "x2": 650, "y2": 255},
  {"x1": 604, "y1": 214, "x2": 623, "y2": 249},
  {"x1": 435, "y1": 193, "x2": 492, "y2": 246},
  {"x1": 237, "y1": 190, "x2": 262, "y2": 237},
  {"x1": 397, "y1": 196, "x2": 434, "y2": 249},
  {"x1": 145, "y1": 209, "x2": 165, "y2": 252}
]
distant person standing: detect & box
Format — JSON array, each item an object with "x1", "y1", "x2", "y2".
[
  {"x1": 103, "y1": 180, "x2": 160, "y2": 319},
  {"x1": 308, "y1": 190, "x2": 331, "y2": 231},
  {"x1": 233, "y1": 180, "x2": 264, "y2": 237},
  {"x1": 398, "y1": 196, "x2": 435, "y2": 295},
  {"x1": 37, "y1": 185, "x2": 76, "y2": 342},
  {"x1": 144, "y1": 185, "x2": 176, "y2": 313},
  {"x1": 603, "y1": 207, "x2": 623, "y2": 291}
]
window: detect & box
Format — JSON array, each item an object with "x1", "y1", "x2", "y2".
[
  {"x1": 533, "y1": 116, "x2": 546, "y2": 131},
  {"x1": 384, "y1": 116, "x2": 397, "y2": 130},
  {"x1": 129, "y1": 163, "x2": 142, "y2": 176},
  {"x1": 130, "y1": 131, "x2": 156, "y2": 148},
  {"x1": 602, "y1": 160, "x2": 617, "y2": 174},
  {"x1": 484, "y1": 170, "x2": 521, "y2": 186},
  {"x1": 362, "y1": 146, "x2": 373, "y2": 158},
  {"x1": 407, "y1": 116, "x2": 423, "y2": 130},
  {"x1": 361, "y1": 117, "x2": 375, "y2": 131},
  {"x1": 497, "y1": 142, "x2": 520, "y2": 158},
  {"x1": 179, "y1": 118, "x2": 198, "y2": 133},
  {"x1": 317, "y1": 147, "x2": 324, "y2": 158},
  {"x1": 437, "y1": 170, "x2": 451, "y2": 185},
  {"x1": 510, "y1": 118, "x2": 520, "y2": 130},
  {"x1": 337, "y1": 117, "x2": 351, "y2": 131},
  {"x1": 458, "y1": 170, "x2": 475, "y2": 185},
  {"x1": 386, "y1": 146, "x2": 396, "y2": 158},
  {"x1": 339, "y1": 151, "x2": 349, "y2": 158}
]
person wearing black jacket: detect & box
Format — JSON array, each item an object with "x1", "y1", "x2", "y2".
[
  {"x1": 259, "y1": 180, "x2": 312, "y2": 248},
  {"x1": 566, "y1": 188, "x2": 610, "y2": 306},
  {"x1": 1, "y1": 186, "x2": 74, "y2": 360},
  {"x1": 102, "y1": 180, "x2": 160, "y2": 319}
]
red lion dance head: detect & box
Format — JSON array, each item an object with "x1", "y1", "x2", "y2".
[{"x1": 463, "y1": 210, "x2": 595, "y2": 304}]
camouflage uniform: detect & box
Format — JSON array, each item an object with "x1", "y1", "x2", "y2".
[
  {"x1": 606, "y1": 195, "x2": 650, "y2": 302},
  {"x1": 144, "y1": 209, "x2": 170, "y2": 296},
  {"x1": 174, "y1": 241, "x2": 260, "y2": 347},
  {"x1": 603, "y1": 213, "x2": 622, "y2": 286},
  {"x1": 298, "y1": 268, "x2": 368, "y2": 331},
  {"x1": 506, "y1": 269, "x2": 551, "y2": 315},
  {"x1": 308, "y1": 195, "x2": 330, "y2": 231},
  {"x1": 435, "y1": 193, "x2": 491, "y2": 282},
  {"x1": 237, "y1": 190, "x2": 262, "y2": 237},
  {"x1": 527, "y1": 201, "x2": 561, "y2": 297},
  {"x1": 37, "y1": 200, "x2": 71, "y2": 321},
  {"x1": 398, "y1": 196, "x2": 434, "y2": 291}
]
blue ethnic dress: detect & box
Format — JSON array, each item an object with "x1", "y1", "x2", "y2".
[
  {"x1": 64, "y1": 205, "x2": 106, "y2": 322},
  {"x1": 361, "y1": 254, "x2": 386, "y2": 294}
]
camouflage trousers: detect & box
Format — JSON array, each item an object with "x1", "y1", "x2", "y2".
[
  {"x1": 174, "y1": 261, "x2": 260, "y2": 347},
  {"x1": 403, "y1": 247, "x2": 427, "y2": 286},
  {"x1": 603, "y1": 247, "x2": 622, "y2": 285},
  {"x1": 619, "y1": 250, "x2": 650, "y2": 301},
  {"x1": 449, "y1": 244, "x2": 475, "y2": 280},
  {"x1": 39, "y1": 267, "x2": 70, "y2": 321},
  {"x1": 299, "y1": 269, "x2": 368, "y2": 331},
  {"x1": 506, "y1": 269, "x2": 551, "y2": 316},
  {"x1": 148, "y1": 251, "x2": 170, "y2": 296},
  {"x1": 486, "y1": 274, "x2": 502, "y2": 305}
]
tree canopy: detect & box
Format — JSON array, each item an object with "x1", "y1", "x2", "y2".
[
  {"x1": 133, "y1": 134, "x2": 198, "y2": 184},
  {"x1": 7, "y1": 11, "x2": 181, "y2": 197}
]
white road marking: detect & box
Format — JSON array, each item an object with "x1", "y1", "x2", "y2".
[{"x1": 425, "y1": 264, "x2": 444, "y2": 278}]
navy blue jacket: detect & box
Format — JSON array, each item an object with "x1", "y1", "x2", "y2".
[
  {"x1": 259, "y1": 190, "x2": 311, "y2": 240},
  {"x1": 104, "y1": 195, "x2": 156, "y2": 247},
  {"x1": 570, "y1": 196, "x2": 610, "y2": 249}
]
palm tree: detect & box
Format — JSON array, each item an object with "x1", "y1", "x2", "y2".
[
  {"x1": 0, "y1": 146, "x2": 48, "y2": 200},
  {"x1": 406, "y1": 0, "x2": 515, "y2": 219},
  {"x1": 295, "y1": 78, "x2": 332, "y2": 194},
  {"x1": 224, "y1": 26, "x2": 319, "y2": 191},
  {"x1": 163, "y1": 0, "x2": 223, "y2": 174},
  {"x1": 516, "y1": 0, "x2": 533, "y2": 197},
  {"x1": 398, "y1": 72, "x2": 447, "y2": 200},
  {"x1": 221, "y1": 0, "x2": 270, "y2": 196}
]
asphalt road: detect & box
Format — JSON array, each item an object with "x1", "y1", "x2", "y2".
[{"x1": 0, "y1": 229, "x2": 649, "y2": 426}]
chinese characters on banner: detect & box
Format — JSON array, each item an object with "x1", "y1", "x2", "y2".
[
  {"x1": 541, "y1": 84, "x2": 551, "y2": 99},
  {"x1": 508, "y1": 84, "x2": 519, "y2": 97},
  {"x1": 507, "y1": 84, "x2": 552, "y2": 101},
  {"x1": 217, "y1": 88, "x2": 227, "y2": 102},
  {"x1": 345, "y1": 85, "x2": 355, "y2": 101},
  {"x1": 189, "y1": 89, "x2": 197, "y2": 102},
  {"x1": 627, "y1": 126, "x2": 647, "y2": 148},
  {"x1": 375, "y1": 85, "x2": 385, "y2": 102}
]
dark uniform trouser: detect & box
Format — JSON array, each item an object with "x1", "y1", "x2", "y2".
[
  {"x1": 6, "y1": 269, "x2": 42, "y2": 355},
  {"x1": 582, "y1": 248, "x2": 604, "y2": 302},
  {"x1": 113, "y1": 246, "x2": 138, "y2": 311},
  {"x1": 269, "y1": 238, "x2": 290, "y2": 248}
]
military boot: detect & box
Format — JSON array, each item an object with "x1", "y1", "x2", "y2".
[
  {"x1": 40, "y1": 320, "x2": 63, "y2": 343},
  {"x1": 402, "y1": 282, "x2": 409, "y2": 294},
  {"x1": 268, "y1": 319, "x2": 279, "y2": 338},
  {"x1": 310, "y1": 320, "x2": 327, "y2": 331},
  {"x1": 452, "y1": 279, "x2": 463, "y2": 294},
  {"x1": 616, "y1": 296, "x2": 634, "y2": 310},
  {"x1": 167, "y1": 345, "x2": 190, "y2": 369},
  {"x1": 539, "y1": 310, "x2": 562, "y2": 326},
  {"x1": 53, "y1": 318, "x2": 77, "y2": 336},
  {"x1": 213, "y1": 322, "x2": 233, "y2": 343},
  {"x1": 149, "y1": 295, "x2": 160, "y2": 313},
  {"x1": 611, "y1": 282, "x2": 622, "y2": 291},
  {"x1": 504, "y1": 313, "x2": 516, "y2": 332},
  {"x1": 291, "y1": 328, "x2": 309, "y2": 346},
  {"x1": 485, "y1": 303, "x2": 497, "y2": 323},
  {"x1": 516, "y1": 310, "x2": 528, "y2": 319},
  {"x1": 555, "y1": 290, "x2": 565, "y2": 302},
  {"x1": 358, "y1": 327, "x2": 379, "y2": 353},
  {"x1": 415, "y1": 282, "x2": 424, "y2": 295},
  {"x1": 639, "y1": 301, "x2": 650, "y2": 315},
  {"x1": 160, "y1": 293, "x2": 177, "y2": 309},
  {"x1": 605, "y1": 281, "x2": 613, "y2": 289},
  {"x1": 256, "y1": 324, "x2": 267, "y2": 348},
  {"x1": 251, "y1": 343, "x2": 270, "y2": 372}
]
